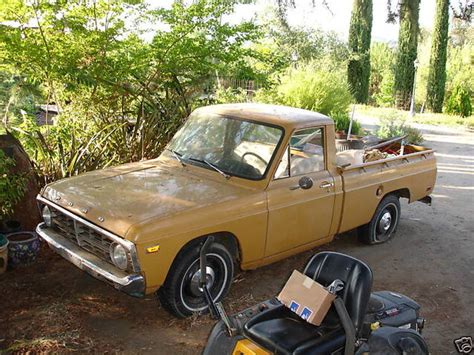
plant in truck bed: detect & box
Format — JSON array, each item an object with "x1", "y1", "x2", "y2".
[{"x1": 376, "y1": 110, "x2": 424, "y2": 145}]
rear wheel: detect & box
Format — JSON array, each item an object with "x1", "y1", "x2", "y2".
[
  {"x1": 358, "y1": 194, "x2": 401, "y2": 245},
  {"x1": 158, "y1": 242, "x2": 234, "y2": 318}
]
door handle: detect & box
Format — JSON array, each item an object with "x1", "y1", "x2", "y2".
[{"x1": 319, "y1": 181, "x2": 334, "y2": 189}]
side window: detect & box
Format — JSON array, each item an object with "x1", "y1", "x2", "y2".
[
  {"x1": 274, "y1": 146, "x2": 290, "y2": 179},
  {"x1": 274, "y1": 127, "x2": 325, "y2": 179}
]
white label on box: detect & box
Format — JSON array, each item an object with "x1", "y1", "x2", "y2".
[{"x1": 303, "y1": 277, "x2": 314, "y2": 289}]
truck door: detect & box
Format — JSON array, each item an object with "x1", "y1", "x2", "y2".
[{"x1": 265, "y1": 127, "x2": 336, "y2": 257}]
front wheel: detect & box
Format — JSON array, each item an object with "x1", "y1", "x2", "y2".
[
  {"x1": 158, "y1": 242, "x2": 234, "y2": 318},
  {"x1": 358, "y1": 194, "x2": 401, "y2": 245}
]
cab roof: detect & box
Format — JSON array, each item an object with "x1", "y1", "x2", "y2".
[{"x1": 193, "y1": 103, "x2": 333, "y2": 130}]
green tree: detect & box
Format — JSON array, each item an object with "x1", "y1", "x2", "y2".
[
  {"x1": 0, "y1": 0, "x2": 260, "y2": 182},
  {"x1": 368, "y1": 42, "x2": 395, "y2": 104},
  {"x1": 347, "y1": 0, "x2": 373, "y2": 103},
  {"x1": 426, "y1": 0, "x2": 450, "y2": 112},
  {"x1": 255, "y1": 8, "x2": 349, "y2": 70},
  {"x1": 0, "y1": 73, "x2": 42, "y2": 126},
  {"x1": 394, "y1": 0, "x2": 421, "y2": 110},
  {"x1": 375, "y1": 69, "x2": 396, "y2": 107}
]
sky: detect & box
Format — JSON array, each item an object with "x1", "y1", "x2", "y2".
[
  {"x1": 151, "y1": 0, "x2": 438, "y2": 43},
  {"x1": 232, "y1": 0, "x2": 437, "y2": 43},
  {"x1": 1, "y1": 0, "x2": 439, "y2": 44}
]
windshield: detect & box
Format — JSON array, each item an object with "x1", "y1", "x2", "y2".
[{"x1": 167, "y1": 112, "x2": 284, "y2": 180}]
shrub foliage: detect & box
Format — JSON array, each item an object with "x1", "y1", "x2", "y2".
[
  {"x1": 254, "y1": 63, "x2": 359, "y2": 134},
  {"x1": 445, "y1": 85, "x2": 473, "y2": 117},
  {"x1": 261, "y1": 63, "x2": 352, "y2": 116},
  {"x1": 0, "y1": 149, "x2": 27, "y2": 219}
]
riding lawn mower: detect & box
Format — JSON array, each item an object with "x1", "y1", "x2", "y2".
[{"x1": 199, "y1": 237, "x2": 429, "y2": 355}]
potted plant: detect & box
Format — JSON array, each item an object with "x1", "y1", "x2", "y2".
[
  {"x1": 0, "y1": 149, "x2": 26, "y2": 232},
  {"x1": 1, "y1": 149, "x2": 41, "y2": 267},
  {"x1": 333, "y1": 112, "x2": 350, "y2": 140}
]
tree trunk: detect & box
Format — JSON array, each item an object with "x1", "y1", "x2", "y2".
[
  {"x1": 394, "y1": 0, "x2": 420, "y2": 110},
  {"x1": 426, "y1": 0, "x2": 449, "y2": 113},
  {"x1": 347, "y1": 0, "x2": 373, "y2": 104}
]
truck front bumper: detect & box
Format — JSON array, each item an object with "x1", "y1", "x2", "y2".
[{"x1": 36, "y1": 222, "x2": 145, "y2": 297}]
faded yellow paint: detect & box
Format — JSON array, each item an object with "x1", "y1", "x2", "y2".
[{"x1": 39, "y1": 104, "x2": 437, "y2": 294}]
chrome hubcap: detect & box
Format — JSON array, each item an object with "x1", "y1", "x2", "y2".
[
  {"x1": 189, "y1": 266, "x2": 216, "y2": 297},
  {"x1": 379, "y1": 211, "x2": 392, "y2": 232}
]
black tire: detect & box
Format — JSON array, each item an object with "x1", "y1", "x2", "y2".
[
  {"x1": 358, "y1": 194, "x2": 401, "y2": 245},
  {"x1": 158, "y1": 242, "x2": 234, "y2": 318}
]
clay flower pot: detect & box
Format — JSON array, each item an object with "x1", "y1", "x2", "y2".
[
  {"x1": 6, "y1": 231, "x2": 40, "y2": 267},
  {"x1": 335, "y1": 131, "x2": 347, "y2": 140}
]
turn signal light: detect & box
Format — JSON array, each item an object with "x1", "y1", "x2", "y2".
[{"x1": 147, "y1": 245, "x2": 160, "y2": 253}]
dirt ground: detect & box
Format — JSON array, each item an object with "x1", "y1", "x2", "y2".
[{"x1": 1, "y1": 120, "x2": 473, "y2": 354}]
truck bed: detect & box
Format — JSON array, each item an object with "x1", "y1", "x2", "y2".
[{"x1": 336, "y1": 144, "x2": 437, "y2": 234}]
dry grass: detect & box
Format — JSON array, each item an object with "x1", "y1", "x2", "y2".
[
  {"x1": 7, "y1": 338, "x2": 63, "y2": 353},
  {"x1": 4, "y1": 299, "x2": 97, "y2": 353}
]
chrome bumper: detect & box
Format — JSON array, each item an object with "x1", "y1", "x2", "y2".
[{"x1": 36, "y1": 222, "x2": 145, "y2": 297}]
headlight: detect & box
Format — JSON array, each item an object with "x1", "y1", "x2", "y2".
[
  {"x1": 42, "y1": 205, "x2": 53, "y2": 227},
  {"x1": 110, "y1": 243, "x2": 128, "y2": 270}
]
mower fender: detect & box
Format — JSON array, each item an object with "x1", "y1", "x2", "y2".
[{"x1": 203, "y1": 321, "x2": 243, "y2": 355}]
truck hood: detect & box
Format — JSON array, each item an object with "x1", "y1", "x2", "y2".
[{"x1": 41, "y1": 160, "x2": 252, "y2": 238}]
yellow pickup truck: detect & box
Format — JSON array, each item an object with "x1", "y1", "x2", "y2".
[{"x1": 36, "y1": 104, "x2": 437, "y2": 317}]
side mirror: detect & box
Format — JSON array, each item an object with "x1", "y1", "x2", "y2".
[{"x1": 299, "y1": 176, "x2": 313, "y2": 190}]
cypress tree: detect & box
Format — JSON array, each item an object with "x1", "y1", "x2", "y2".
[
  {"x1": 394, "y1": 0, "x2": 420, "y2": 110},
  {"x1": 426, "y1": 0, "x2": 450, "y2": 112},
  {"x1": 347, "y1": 0, "x2": 373, "y2": 104}
]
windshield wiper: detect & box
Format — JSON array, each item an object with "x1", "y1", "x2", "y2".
[
  {"x1": 166, "y1": 148, "x2": 186, "y2": 167},
  {"x1": 188, "y1": 157, "x2": 231, "y2": 179}
]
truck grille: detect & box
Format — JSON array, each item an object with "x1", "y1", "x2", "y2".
[{"x1": 50, "y1": 207, "x2": 114, "y2": 265}]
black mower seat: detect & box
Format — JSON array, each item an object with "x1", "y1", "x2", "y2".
[
  {"x1": 244, "y1": 252, "x2": 373, "y2": 355},
  {"x1": 245, "y1": 303, "x2": 345, "y2": 354}
]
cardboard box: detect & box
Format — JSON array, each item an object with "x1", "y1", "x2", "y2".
[{"x1": 277, "y1": 270, "x2": 335, "y2": 326}]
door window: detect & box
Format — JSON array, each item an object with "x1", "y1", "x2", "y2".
[{"x1": 274, "y1": 127, "x2": 325, "y2": 179}]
